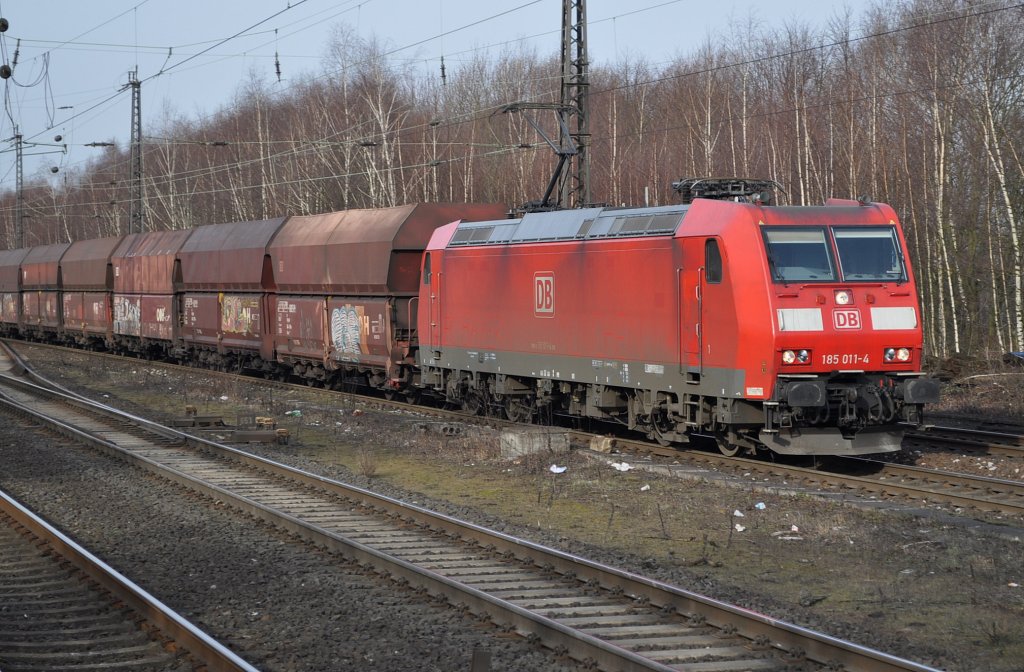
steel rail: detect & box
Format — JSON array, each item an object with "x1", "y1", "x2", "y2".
[
  {"x1": 0, "y1": 352, "x2": 941, "y2": 672},
  {"x1": 0, "y1": 487, "x2": 258, "y2": 672},
  {"x1": 905, "y1": 425, "x2": 1024, "y2": 458}
]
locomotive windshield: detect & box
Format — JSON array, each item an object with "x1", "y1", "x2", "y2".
[
  {"x1": 762, "y1": 228, "x2": 836, "y2": 282},
  {"x1": 763, "y1": 225, "x2": 907, "y2": 283},
  {"x1": 833, "y1": 226, "x2": 907, "y2": 282}
]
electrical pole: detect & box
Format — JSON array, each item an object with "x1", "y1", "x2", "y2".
[
  {"x1": 559, "y1": 0, "x2": 590, "y2": 209},
  {"x1": 499, "y1": 0, "x2": 591, "y2": 212},
  {"x1": 14, "y1": 125, "x2": 23, "y2": 248},
  {"x1": 128, "y1": 68, "x2": 144, "y2": 234}
]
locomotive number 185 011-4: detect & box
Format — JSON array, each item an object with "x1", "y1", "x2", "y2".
[{"x1": 821, "y1": 353, "x2": 869, "y2": 366}]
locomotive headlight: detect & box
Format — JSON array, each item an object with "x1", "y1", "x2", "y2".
[
  {"x1": 884, "y1": 347, "x2": 911, "y2": 362},
  {"x1": 834, "y1": 289, "x2": 853, "y2": 305},
  {"x1": 782, "y1": 349, "x2": 811, "y2": 365}
]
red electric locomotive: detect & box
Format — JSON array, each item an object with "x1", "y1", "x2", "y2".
[{"x1": 416, "y1": 179, "x2": 938, "y2": 455}]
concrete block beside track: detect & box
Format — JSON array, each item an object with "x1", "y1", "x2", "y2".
[{"x1": 500, "y1": 427, "x2": 568, "y2": 460}]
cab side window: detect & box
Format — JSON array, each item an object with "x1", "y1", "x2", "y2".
[
  {"x1": 705, "y1": 239, "x2": 722, "y2": 284},
  {"x1": 422, "y1": 253, "x2": 432, "y2": 285}
]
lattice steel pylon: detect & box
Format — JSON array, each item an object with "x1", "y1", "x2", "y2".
[
  {"x1": 495, "y1": 0, "x2": 592, "y2": 212},
  {"x1": 558, "y1": 0, "x2": 590, "y2": 209},
  {"x1": 128, "y1": 69, "x2": 144, "y2": 234},
  {"x1": 14, "y1": 126, "x2": 23, "y2": 248}
]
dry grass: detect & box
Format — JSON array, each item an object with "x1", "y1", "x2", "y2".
[
  {"x1": 928, "y1": 356, "x2": 1024, "y2": 424},
  {"x1": 355, "y1": 447, "x2": 379, "y2": 478}
]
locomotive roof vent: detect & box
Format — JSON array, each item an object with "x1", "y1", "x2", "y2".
[
  {"x1": 448, "y1": 204, "x2": 687, "y2": 247},
  {"x1": 672, "y1": 177, "x2": 783, "y2": 205}
]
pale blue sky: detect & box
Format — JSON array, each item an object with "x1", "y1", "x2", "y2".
[{"x1": 0, "y1": 0, "x2": 858, "y2": 185}]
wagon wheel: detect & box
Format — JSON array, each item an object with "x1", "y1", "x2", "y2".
[
  {"x1": 504, "y1": 396, "x2": 534, "y2": 423},
  {"x1": 461, "y1": 391, "x2": 484, "y2": 416}
]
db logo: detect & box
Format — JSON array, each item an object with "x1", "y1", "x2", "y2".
[
  {"x1": 534, "y1": 273, "x2": 554, "y2": 316},
  {"x1": 833, "y1": 308, "x2": 862, "y2": 330}
]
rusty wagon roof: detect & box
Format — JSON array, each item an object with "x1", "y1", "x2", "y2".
[
  {"x1": 60, "y1": 236, "x2": 125, "y2": 291},
  {"x1": 112, "y1": 229, "x2": 194, "y2": 294},
  {"x1": 21, "y1": 242, "x2": 72, "y2": 289},
  {"x1": 268, "y1": 203, "x2": 507, "y2": 294},
  {"x1": 178, "y1": 217, "x2": 287, "y2": 291},
  {"x1": 0, "y1": 248, "x2": 30, "y2": 292}
]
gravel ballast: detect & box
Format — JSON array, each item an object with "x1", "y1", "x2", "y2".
[
  {"x1": 4, "y1": 344, "x2": 1023, "y2": 671},
  {"x1": 0, "y1": 410, "x2": 579, "y2": 672}
]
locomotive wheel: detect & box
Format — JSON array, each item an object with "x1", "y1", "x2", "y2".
[
  {"x1": 715, "y1": 432, "x2": 741, "y2": 457},
  {"x1": 649, "y1": 412, "x2": 675, "y2": 447},
  {"x1": 504, "y1": 396, "x2": 534, "y2": 423},
  {"x1": 717, "y1": 441, "x2": 740, "y2": 457}
]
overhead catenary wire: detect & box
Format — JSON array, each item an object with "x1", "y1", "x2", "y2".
[
  {"x1": 0, "y1": 0, "x2": 152, "y2": 135},
  {"x1": 0, "y1": 0, "x2": 1019, "y2": 220},
  {"x1": 7, "y1": 0, "x2": 1019, "y2": 147},
  {"x1": 10, "y1": 142, "x2": 539, "y2": 216},
  {"x1": 5, "y1": 63, "x2": 1018, "y2": 223},
  {"x1": 21, "y1": 0, "x2": 555, "y2": 145},
  {"x1": 5, "y1": 66, "x2": 1017, "y2": 221},
  {"x1": 0, "y1": 0, "x2": 742, "y2": 152},
  {"x1": 11, "y1": 0, "x2": 314, "y2": 145},
  {"x1": 18, "y1": 0, "x2": 1017, "y2": 202}
]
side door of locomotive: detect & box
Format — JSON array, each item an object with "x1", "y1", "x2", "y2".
[
  {"x1": 681, "y1": 238, "x2": 704, "y2": 375},
  {"x1": 423, "y1": 252, "x2": 443, "y2": 358},
  {"x1": 681, "y1": 237, "x2": 727, "y2": 377}
]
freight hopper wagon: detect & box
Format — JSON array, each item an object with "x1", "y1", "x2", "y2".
[
  {"x1": 418, "y1": 190, "x2": 939, "y2": 456},
  {"x1": 110, "y1": 228, "x2": 194, "y2": 359},
  {"x1": 60, "y1": 235, "x2": 124, "y2": 349},
  {"x1": 175, "y1": 217, "x2": 287, "y2": 370},
  {"x1": 267, "y1": 203, "x2": 507, "y2": 390},
  {"x1": 0, "y1": 247, "x2": 30, "y2": 337},
  {"x1": 19, "y1": 242, "x2": 70, "y2": 342}
]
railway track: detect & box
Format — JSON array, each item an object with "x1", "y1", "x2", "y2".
[
  {"x1": 13, "y1": 340, "x2": 1024, "y2": 520},
  {"x1": 0, "y1": 344, "x2": 942, "y2": 671},
  {"x1": 905, "y1": 424, "x2": 1024, "y2": 458},
  {"x1": 0, "y1": 487, "x2": 257, "y2": 672},
  {"x1": 603, "y1": 433, "x2": 1024, "y2": 518},
  {"x1": 12, "y1": 340, "x2": 1024, "y2": 518}
]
